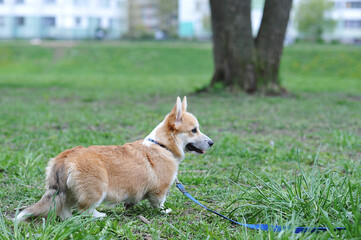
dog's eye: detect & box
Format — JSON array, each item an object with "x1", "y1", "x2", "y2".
[{"x1": 191, "y1": 128, "x2": 197, "y2": 133}]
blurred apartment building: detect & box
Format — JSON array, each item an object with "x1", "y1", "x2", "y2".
[
  {"x1": 0, "y1": 0, "x2": 128, "y2": 39},
  {"x1": 127, "y1": 0, "x2": 177, "y2": 39},
  {"x1": 329, "y1": 0, "x2": 361, "y2": 43},
  {"x1": 177, "y1": 0, "x2": 275, "y2": 40},
  {"x1": 178, "y1": 0, "x2": 210, "y2": 39},
  {"x1": 178, "y1": 0, "x2": 361, "y2": 43},
  {"x1": 253, "y1": 0, "x2": 361, "y2": 44},
  {"x1": 0, "y1": 0, "x2": 360, "y2": 42}
]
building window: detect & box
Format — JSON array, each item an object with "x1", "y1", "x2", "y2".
[
  {"x1": 15, "y1": 0, "x2": 24, "y2": 4},
  {"x1": 0, "y1": 16, "x2": 4, "y2": 27},
  {"x1": 346, "y1": 1, "x2": 361, "y2": 8},
  {"x1": 44, "y1": 0, "x2": 56, "y2": 4},
  {"x1": 109, "y1": 18, "x2": 115, "y2": 29},
  {"x1": 16, "y1": 16, "x2": 25, "y2": 26},
  {"x1": 195, "y1": 1, "x2": 202, "y2": 11},
  {"x1": 98, "y1": 0, "x2": 110, "y2": 7},
  {"x1": 116, "y1": 0, "x2": 124, "y2": 8},
  {"x1": 96, "y1": 18, "x2": 101, "y2": 27},
  {"x1": 334, "y1": 1, "x2": 343, "y2": 8},
  {"x1": 75, "y1": 17, "x2": 81, "y2": 27},
  {"x1": 43, "y1": 17, "x2": 56, "y2": 27},
  {"x1": 73, "y1": 0, "x2": 85, "y2": 6},
  {"x1": 344, "y1": 20, "x2": 361, "y2": 28}
]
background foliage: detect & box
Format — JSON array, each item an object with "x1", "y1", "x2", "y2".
[{"x1": 294, "y1": 0, "x2": 336, "y2": 41}]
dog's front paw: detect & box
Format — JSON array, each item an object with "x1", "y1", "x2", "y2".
[{"x1": 161, "y1": 208, "x2": 172, "y2": 214}]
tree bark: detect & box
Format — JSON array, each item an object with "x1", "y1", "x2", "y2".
[
  {"x1": 209, "y1": 0, "x2": 293, "y2": 94},
  {"x1": 256, "y1": 0, "x2": 293, "y2": 92},
  {"x1": 210, "y1": 0, "x2": 256, "y2": 92}
]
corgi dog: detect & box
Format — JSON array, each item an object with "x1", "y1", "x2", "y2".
[{"x1": 16, "y1": 96, "x2": 213, "y2": 222}]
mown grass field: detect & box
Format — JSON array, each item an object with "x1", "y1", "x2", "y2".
[{"x1": 0, "y1": 41, "x2": 360, "y2": 239}]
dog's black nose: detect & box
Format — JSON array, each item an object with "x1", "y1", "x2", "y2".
[{"x1": 208, "y1": 140, "x2": 214, "y2": 147}]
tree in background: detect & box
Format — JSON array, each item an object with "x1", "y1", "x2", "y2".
[
  {"x1": 209, "y1": 0, "x2": 292, "y2": 94},
  {"x1": 158, "y1": 0, "x2": 178, "y2": 37},
  {"x1": 294, "y1": 0, "x2": 335, "y2": 42},
  {"x1": 127, "y1": 0, "x2": 149, "y2": 39}
]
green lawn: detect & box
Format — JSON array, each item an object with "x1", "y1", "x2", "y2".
[{"x1": 0, "y1": 41, "x2": 360, "y2": 239}]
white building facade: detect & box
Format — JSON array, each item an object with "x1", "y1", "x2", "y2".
[
  {"x1": 329, "y1": 0, "x2": 361, "y2": 43},
  {"x1": 0, "y1": 0, "x2": 128, "y2": 39},
  {"x1": 178, "y1": 0, "x2": 361, "y2": 43},
  {"x1": 178, "y1": 0, "x2": 211, "y2": 39}
]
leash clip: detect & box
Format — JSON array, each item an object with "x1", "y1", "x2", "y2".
[{"x1": 175, "y1": 178, "x2": 181, "y2": 185}]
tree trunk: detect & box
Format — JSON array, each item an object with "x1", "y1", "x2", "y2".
[
  {"x1": 209, "y1": 0, "x2": 292, "y2": 94},
  {"x1": 255, "y1": 0, "x2": 293, "y2": 92},
  {"x1": 209, "y1": 0, "x2": 256, "y2": 92}
]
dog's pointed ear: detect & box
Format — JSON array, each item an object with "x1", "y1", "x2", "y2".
[
  {"x1": 182, "y1": 96, "x2": 187, "y2": 112},
  {"x1": 170, "y1": 96, "x2": 183, "y2": 128}
]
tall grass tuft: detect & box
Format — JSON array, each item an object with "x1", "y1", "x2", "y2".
[
  {"x1": 227, "y1": 150, "x2": 360, "y2": 238},
  {"x1": 0, "y1": 209, "x2": 99, "y2": 240}
]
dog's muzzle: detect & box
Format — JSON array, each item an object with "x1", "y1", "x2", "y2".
[{"x1": 186, "y1": 137, "x2": 213, "y2": 154}]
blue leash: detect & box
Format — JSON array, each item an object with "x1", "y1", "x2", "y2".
[{"x1": 176, "y1": 181, "x2": 346, "y2": 233}]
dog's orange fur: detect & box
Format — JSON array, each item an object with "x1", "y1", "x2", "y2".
[
  {"x1": 16, "y1": 97, "x2": 213, "y2": 221},
  {"x1": 59, "y1": 142, "x2": 177, "y2": 209}
]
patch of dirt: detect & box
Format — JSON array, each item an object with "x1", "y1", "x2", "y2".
[
  {"x1": 347, "y1": 95, "x2": 361, "y2": 101},
  {"x1": 53, "y1": 47, "x2": 67, "y2": 61},
  {"x1": 39, "y1": 41, "x2": 78, "y2": 48},
  {"x1": 4, "y1": 210, "x2": 15, "y2": 220}
]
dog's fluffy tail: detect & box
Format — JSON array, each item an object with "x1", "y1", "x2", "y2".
[{"x1": 15, "y1": 158, "x2": 68, "y2": 222}]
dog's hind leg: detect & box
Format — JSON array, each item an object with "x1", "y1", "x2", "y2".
[
  {"x1": 59, "y1": 194, "x2": 75, "y2": 220},
  {"x1": 91, "y1": 209, "x2": 106, "y2": 218},
  {"x1": 89, "y1": 191, "x2": 107, "y2": 218},
  {"x1": 59, "y1": 205, "x2": 72, "y2": 220},
  {"x1": 68, "y1": 166, "x2": 108, "y2": 218},
  {"x1": 124, "y1": 203, "x2": 135, "y2": 210},
  {"x1": 78, "y1": 192, "x2": 106, "y2": 218},
  {"x1": 147, "y1": 192, "x2": 172, "y2": 214},
  {"x1": 77, "y1": 191, "x2": 107, "y2": 218}
]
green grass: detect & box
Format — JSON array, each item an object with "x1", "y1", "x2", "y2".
[{"x1": 0, "y1": 41, "x2": 360, "y2": 239}]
